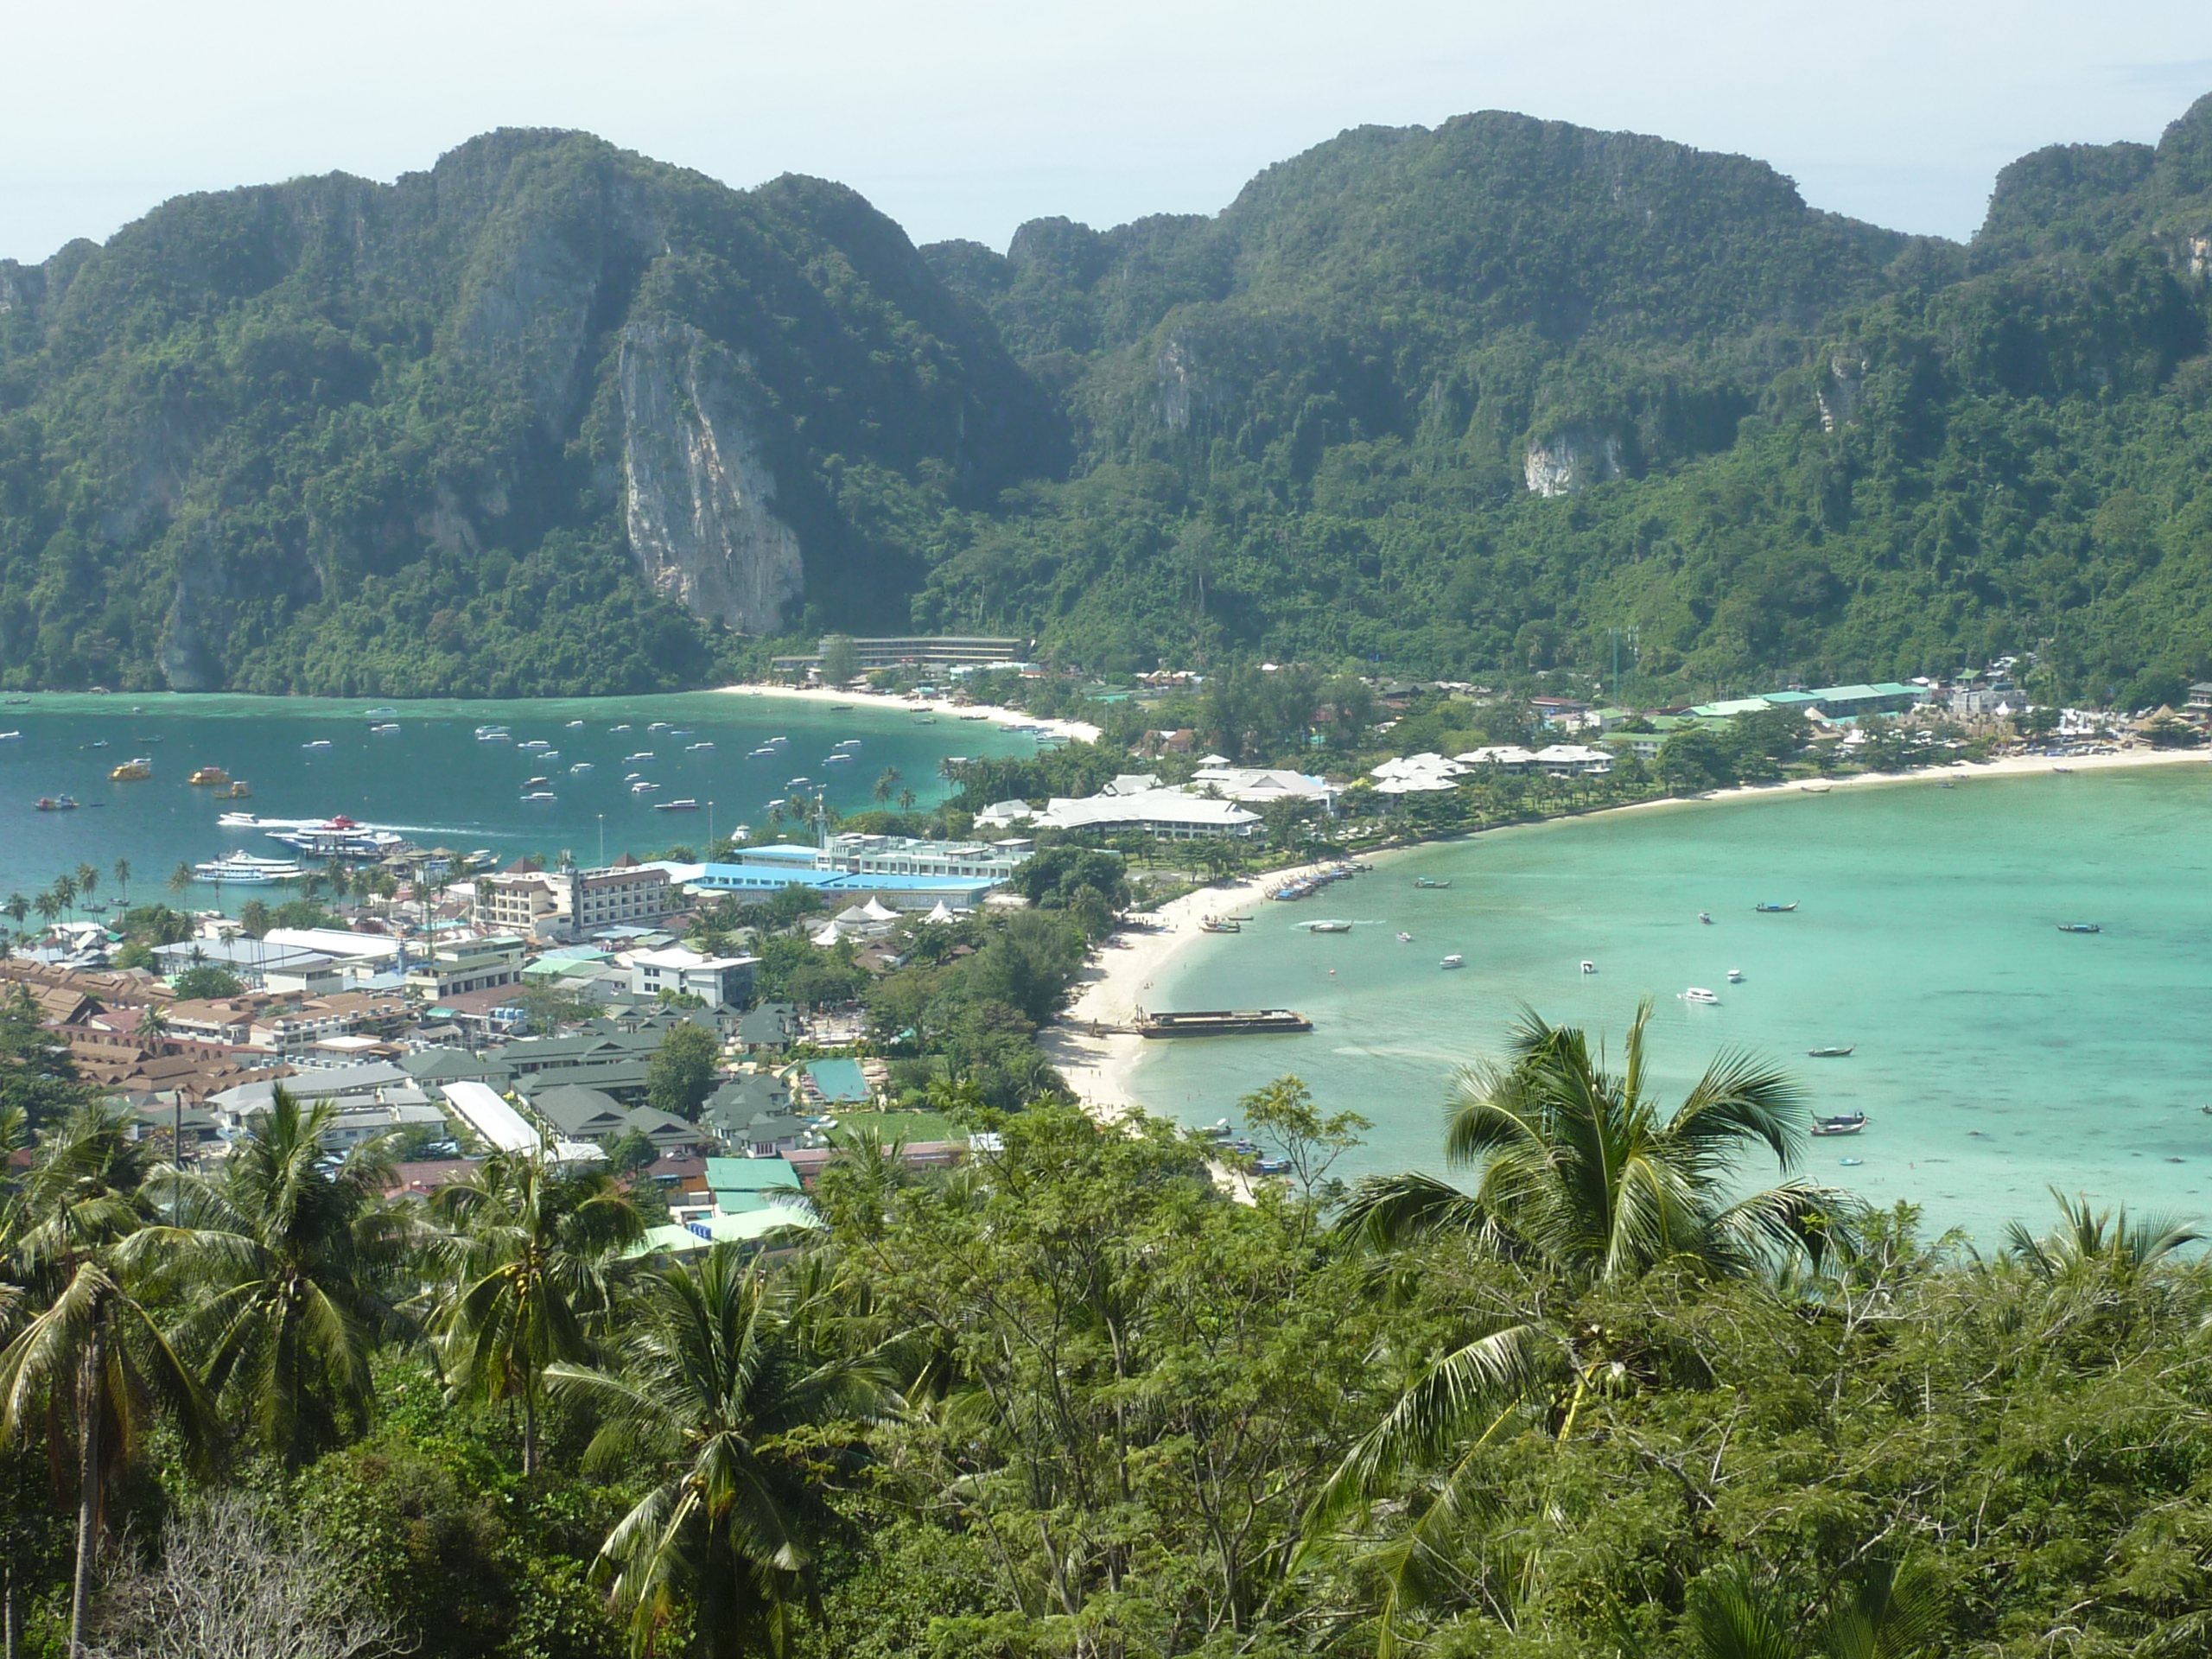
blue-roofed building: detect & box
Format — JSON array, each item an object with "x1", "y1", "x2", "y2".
[{"x1": 677, "y1": 862, "x2": 995, "y2": 911}]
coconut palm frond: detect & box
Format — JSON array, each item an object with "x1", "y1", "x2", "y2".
[
  {"x1": 1822, "y1": 1553, "x2": 1944, "y2": 1659},
  {"x1": 1309, "y1": 1322, "x2": 1560, "y2": 1529},
  {"x1": 1335, "y1": 1172, "x2": 1492, "y2": 1251},
  {"x1": 1686, "y1": 1567, "x2": 1800, "y2": 1659},
  {"x1": 1668, "y1": 1048, "x2": 1808, "y2": 1175}
]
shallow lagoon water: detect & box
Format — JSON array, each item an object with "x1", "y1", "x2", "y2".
[
  {"x1": 0, "y1": 690, "x2": 1031, "y2": 907},
  {"x1": 1133, "y1": 764, "x2": 2212, "y2": 1240}
]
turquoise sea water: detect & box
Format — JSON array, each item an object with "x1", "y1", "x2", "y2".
[
  {"x1": 1131, "y1": 764, "x2": 2212, "y2": 1240},
  {"x1": 0, "y1": 691, "x2": 1030, "y2": 908}
]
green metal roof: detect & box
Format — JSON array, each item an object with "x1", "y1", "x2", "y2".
[{"x1": 702, "y1": 1156, "x2": 800, "y2": 1191}]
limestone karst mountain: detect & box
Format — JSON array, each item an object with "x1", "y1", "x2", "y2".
[{"x1": 3, "y1": 95, "x2": 2210, "y2": 697}]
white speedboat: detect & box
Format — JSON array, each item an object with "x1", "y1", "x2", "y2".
[
  {"x1": 570, "y1": 761, "x2": 594, "y2": 773},
  {"x1": 1727, "y1": 968, "x2": 1744, "y2": 982},
  {"x1": 1580, "y1": 960, "x2": 1596, "y2": 974},
  {"x1": 626, "y1": 752, "x2": 655, "y2": 762},
  {"x1": 566, "y1": 720, "x2": 585, "y2": 728},
  {"x1": 1304, "y1": 919, "x2": 1353, "y2": 933},
  {"x1": 301, "y1": 739, "x2": 333, "y2": 750},
  {"x1": 632, "y1": 781, "x2": 661, "y2": 795},
  {"x1": 1440, "y1": 954, "x2": 1464, "y2": 969},
  {"x1": 686, "y1": 741, "x2": 715, "y2": 752},
  {"x1": 1680, "y1": 987, "x2": 1720, "y2": 1005},
  {"x1": 647, "y1": 721, "x2": 671, "y2": 733}
]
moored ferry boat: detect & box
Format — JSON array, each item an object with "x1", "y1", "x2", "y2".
[
  {"x1": 192, "y1": 853, "x2": 304, "y2": 885},
  {"x1": 187, "y1": 766, "x2": 231, "y2": 786},
  {"x1": 261, "y1": 815, "x2": 408, "y2": 858}
]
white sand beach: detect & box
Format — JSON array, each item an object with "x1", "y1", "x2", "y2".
[
  {"x1": 1040, "y1": 859, "x2": 1352, "y2": 1121},
  {"x1": 713, "y1": 679, "x2": 1102, "y2": 744}
]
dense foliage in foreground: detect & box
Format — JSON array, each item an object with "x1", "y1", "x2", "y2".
[{"x1": 4, "y1": 1007, "x2": 2212, "y2": 1659}]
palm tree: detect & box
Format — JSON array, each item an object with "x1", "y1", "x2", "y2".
[
  {"x1": 168, "y1": 861, "x2": 194, "y2": 899},
  {"x1": 0, "y1": 1102, "x2": 214, "y2": 1656},
  {"x1": 897, "y1": 787, "x2": 916, "y2": 812},
  {"x1": 429, "y1": 1153, "x2": 645, "y2": 1475},
  {"x1": 1338, "y1": 1001, "x2": 1843, "y2": 1285},
  {"x1": 135, "y1": 1004, "x2": 168, "y2": 1039},
  {"x1": 872, "y1": 766, "x2": 901, "y2": 804},
  {"x1": 111, "y1": 858, "x2": 130, "y2": 906},
  {"x1": 74, "y1": 864, "x2": 98, "y2": 911},
  {"x1": 53, "y1": 874, "x2": 76, "y2": 925},
  {"x1": 2001, "y1": 1186, "x2": 2201, "y2": 1285},
  {"x1": 32, "y1": 891, "x2": 60, "y2": 936},
  {"x1": 1314, "y1": 1006, "x2": 1852, "y2": 1633},
  {"x1": 1665, "y1": 1556, "x2": 1943, "y2": 1659},
  {"x1": 546, "y1": 1247, "x2": 892, "y2": 1658},
  {"x1": 3, "y1": 893, "x2": 28, "y2": 941},
  {"x1": 119, "y1": 1088, "x2": 415, "y2": 1468}
]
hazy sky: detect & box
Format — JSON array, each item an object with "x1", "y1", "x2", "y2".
[{"x1": 6, "y1": 1, "x2": 2212, "y2": 265}]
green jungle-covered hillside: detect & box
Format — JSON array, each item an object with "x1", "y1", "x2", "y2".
[{"x1": 3, "y1": 97, "x2": 2212, "y2": 698}]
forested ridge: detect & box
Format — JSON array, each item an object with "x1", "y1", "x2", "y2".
[{"x1": 3, "y1": 98, "x2": 2212, "y2": 698}]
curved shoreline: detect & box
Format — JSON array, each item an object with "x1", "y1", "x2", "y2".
[
  {"x1": 710, "y1": 679, "x2": 1103, "y2": 745},
  {"x1": 1043, "y1": 747, "x2": 2211, "y2": 1120}
]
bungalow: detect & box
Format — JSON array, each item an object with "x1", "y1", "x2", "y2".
[{"x1": 1533, "y1": 743, "x2": 1613, "y2": 777}]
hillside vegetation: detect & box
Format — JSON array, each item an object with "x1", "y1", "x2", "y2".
[{"x1": 4, "y1": 99, "x2": 2212, "y2": 699}]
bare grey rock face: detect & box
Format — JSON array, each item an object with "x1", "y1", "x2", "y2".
[
  {"x1": 619, "y1": 321, "x2": 804, "y2": 635},
  {"x1": 452, "y1": 169, "x2": 657, "y2": 436},
  {"x1": 1522, "y1": 428, "x2": 1623, "y2": 496},
  {"x1": 1817, "y1": 353, "x2": 1867, "y2": 433}
]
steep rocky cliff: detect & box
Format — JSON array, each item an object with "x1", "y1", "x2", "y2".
[
  {"x1": 618, "y1": 321, "x2": 804, "y2": 632},
  {"x1": 0, "y1": 130, "x2": 1058, "y2": 693}
]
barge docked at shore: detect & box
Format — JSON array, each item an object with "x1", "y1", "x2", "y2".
[{"x1": 1135, "y1": 1008, "x2": 1313, "y2": 1038}]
